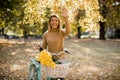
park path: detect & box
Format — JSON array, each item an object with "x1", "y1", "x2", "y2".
[{"x1": 0, "y1": 38, "x2": 120, "y2": 80}]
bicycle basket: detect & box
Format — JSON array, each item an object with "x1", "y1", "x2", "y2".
[{"x1": 45, "y1": 61, "x2": 70, "y2": 78}]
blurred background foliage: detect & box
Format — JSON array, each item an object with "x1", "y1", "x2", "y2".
[{"x1": 0, "y1": 0, "x2": 120, "y2": 39}]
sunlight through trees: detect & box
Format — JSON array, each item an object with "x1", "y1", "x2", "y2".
[
  {"x1": 0, "y1": 0, "x2": 119, "y2": 39},
  {"x1": 23, "y1": 0, "x2": 101, "y2": 35}
]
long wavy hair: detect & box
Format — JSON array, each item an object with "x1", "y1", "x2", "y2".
[{"x1": 48, "y1": 14, "x2": 61, "y2": 32}]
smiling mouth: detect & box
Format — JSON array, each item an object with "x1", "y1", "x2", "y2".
[
  {"x1": 51, "y1": 24, "x2": 58, "y2": 27},
  {"x1": 52, "y1": 24, "x2": 57, "y2": 26}
]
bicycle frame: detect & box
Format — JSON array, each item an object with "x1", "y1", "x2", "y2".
[
  {"x1": 29, "y1": 59, "x2": 41, "y2": 80},
  {"x1": 29, "y1": 58, "x2": 51, "y2": 80}
]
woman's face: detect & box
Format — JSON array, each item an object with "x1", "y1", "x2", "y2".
[{"x1": 50, "y1": 17, "x2": 59, "y2": 29}]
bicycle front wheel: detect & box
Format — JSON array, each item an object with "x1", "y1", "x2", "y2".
[{"x1": 29, "y1": 64, "x2": 38, "y2": 80}]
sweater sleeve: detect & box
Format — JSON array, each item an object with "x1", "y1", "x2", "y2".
[
  {"x1": 41, "y1": 33, "x2": 47, "y2": 49},
  {"x1": 62, "y1": 17, "x2": 70, "y2": 36}
]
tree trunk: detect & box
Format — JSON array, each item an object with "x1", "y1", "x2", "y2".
[
  {"x1": 23, "y1": 29, "x2": 28, "y2": 39},
  {"x1": 99, "y1": 21, "x2": 105, "y2": 40},
  {"x1": 77, "y1": 26, "x2": 81, "y2": 39}
]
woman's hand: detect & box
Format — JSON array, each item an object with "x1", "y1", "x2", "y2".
[{"x1": 62, "y1": 7, "x2": 68, "y2": 18}]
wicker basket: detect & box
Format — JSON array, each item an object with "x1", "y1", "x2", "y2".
[{"x1": 45, "y1": 62, "x2": 70, "y2": 78}]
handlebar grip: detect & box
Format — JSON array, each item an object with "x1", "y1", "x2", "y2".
[
  {"x1": 64, "y1": 49, "x2": 70, "y2": 54},
  {"x1": 39, "y1": 47, "x2": 44, "y2": 52}
]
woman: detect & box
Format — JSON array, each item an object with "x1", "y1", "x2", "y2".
[
  {"x1": 41, "y1": 7, "x2": 70, "y2": 54},
  {"x1": 41, "y1": 7, "x2": 70, "y2": 80}
]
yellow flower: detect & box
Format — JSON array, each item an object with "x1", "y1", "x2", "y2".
[
  {"x1": 36, "y1": 50, "x2": 56, "y2": 68},
  {"x1": 50, "y1": 62, "x2": 56, "y2": 68}
]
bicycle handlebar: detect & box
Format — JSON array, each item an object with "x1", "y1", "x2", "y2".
[{"x1": 38, "y1": 47, "x2": 70, "y2": 56}]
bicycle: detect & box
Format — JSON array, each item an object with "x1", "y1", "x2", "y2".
[{"x1": 28, "y1": 48, "x2": 70, "y2": 80}]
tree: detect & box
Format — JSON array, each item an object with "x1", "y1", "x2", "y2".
[
  {"x1": 42, "y1": 7, "x2": 51, "y2": 34},
  {"x1": 74, "y1": 9, "x2": 86, "y2": 38},
  {"x1": 0, "y1": 0, "x2": 26, "y2": 36},
  {"x1": 106, "y1": 0, "x2": 120, "y2": 28},
  {"x1": 98, "y1": 0, "x2": 120, "y2": 40},
  {"x1": 98, "y1": 0, "x2": 107, "y2": 40},
  {"x1": 1, "y1": 0, "x2": 108, "y2": 39}
]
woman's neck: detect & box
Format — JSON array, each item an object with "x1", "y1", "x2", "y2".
[{"x1": 51, "y1": 28, "x2": 59, "y2": 32}]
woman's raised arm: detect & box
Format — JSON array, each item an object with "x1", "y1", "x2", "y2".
[{"x1": 62, "y1": 7, "x2": 70, "y2": 35}]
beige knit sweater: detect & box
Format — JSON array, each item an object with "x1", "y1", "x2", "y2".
[{"x1": 42, "y1": 30, "x2": 68, "y2": 53}]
